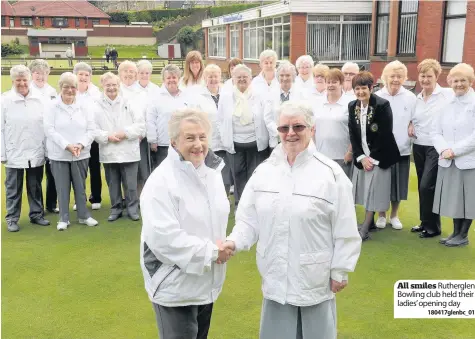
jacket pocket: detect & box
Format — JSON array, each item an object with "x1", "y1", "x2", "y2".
[
  {"x1": 299, "y1": 250, "x2": 332, "y2": 290},
  {"x1": 255, "y1": 241, "x2": 268, "y2": 278}
]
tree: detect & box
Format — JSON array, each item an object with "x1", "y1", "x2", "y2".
[{"x1": 176, "y1": 26, "x2": 195, "y2": 47}]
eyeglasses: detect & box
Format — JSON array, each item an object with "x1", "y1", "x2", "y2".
[
  {"x1": 62, "y1": 85, "x2": 77, "y2": 90},
  {"x1": 344, "y1": 72, "x2": 357, "y2": 77},
  {"x1": 277, "y1": 124, "x2": 307, "y2": 133}
]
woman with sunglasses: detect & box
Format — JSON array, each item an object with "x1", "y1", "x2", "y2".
[
  {"x1": 348, "y1": 71, "x2": 400, "y2": 241},
  {"x1": 222, "y1": 101, "x2": 361, "y2": 339},
  {"x1": 217, "y1": 64, "x2": 271, "y2": 207}
]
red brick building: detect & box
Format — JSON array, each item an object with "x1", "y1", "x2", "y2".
[
  {"x1": 202, "y1": 0, "x2": 373, "y2": 76},
  {"x1": 369, "y1": 0, "x2": 475, "y2": 89},
  {"x1": 1, "y1": 0, "x2": 110, "y2": 29}
]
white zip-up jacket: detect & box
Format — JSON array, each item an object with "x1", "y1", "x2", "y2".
[
  {"x1": 251, "y1": 72, "x2": 279, "y2": 96},
  {"x1": 94, "y1": 94, "x2": 145, "y2": 163},
  {"x1": 217, "y1": 90, "x2": 270, "y2": 154},
  {"x1": 146, "y1": 88, "x2": 192, "y2": 146},
  {"x1": 44, "y1": 98, "x2": 96, "y2": 162},
  {"x1": 191, "y1": 86, "x2": 225, "y2": 151},
  {"x1": 227, "y1": 141, "x2": 361, "y2": 306},
  {"x1": 433, "y1": 88, "x2": 475, "y2": 170},
  {"x1": 140, "y1": 147, "x2": 230, "y2": 307},
  {"x1": 1, "y1": 89, "x2": 47, "y2": 168}
]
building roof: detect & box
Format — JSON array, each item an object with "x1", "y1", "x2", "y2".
[
  {"x1": 1, "y1": 1, "x2": 16, "y2": 16},
  {"x1": 27, "y1": 28, "x2": 88, "y2": 37},
  {"x1": 11, "y1": 0, "x2": 110, "y2": 19}
]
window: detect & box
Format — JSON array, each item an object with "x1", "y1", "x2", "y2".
[
  {"x1": 375, "y1": 0, "x2": 390, "y2": 55},
  {"x1": 75, "y1": 18, "x2": 80, "y2": 27},
  {"x1": 230, "y1": 24, "x2": 240, "y2": 58},
  {"x1": 442, "y1": 0, "x2": 467, "y2": 64},
  {"x1": 39, "y1": 17, "x2": 45, "y2": 26},
  {"x1": 243, "y1": 15, "x2": 290, "y2": 60},
  {"x1": 52, "y1": 17, "x2": 69, "y2": 27},
  {"x1": 30, "y1": 37, "x2": 39, "y2": 46},
  {"x1": 397, "y1": 0, "x2": 418, "y2": 55},
  {"x1": 307, "y1": 14, "x2": 371, "y2": 62},
  {"x1": 1, "y1": 17, "x2": 5, "y2": 27},
  {"x1": 76, "y1": 40, "x2": 86, "y2": 47},
  {"x1": 208, "y1": 26, "x2": 226, "y2": 58},
  {"x1": 92, "y1": 19, "x2": 100, "y2": 25},
  {"x1": 21, "y1": 17, "x2": 33, "y2": 26}
]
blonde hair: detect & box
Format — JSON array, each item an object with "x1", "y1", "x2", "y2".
[
  {"x1": 136, "y1": 60, "x2": 153, "y2": 72},
  {"x1": 296, "y1": 55, "x2": 314, "y2": 69},
  {"x1": 183, "y1": 50, "x2": 204, "y2": 86},
  {"x1": 203, "y1": 64, "x2": 221, "y2": 77},
  {"x1": 100, "y1": 72, "x2": 120, "y2": 86},
  {"x1": 259, "y1": 49, "x2": 278, "y2": 64},
  {"x1": 118, "y1": 60, "x2": 138, "y2": 75},
  {"x1": 29, "y1": 59, "x2": 50, "y2": 74},
  {"x1": 312, "y1": 64, "x2": 330, "y2": 77},
  {"x1": 168, "y1": 108, "x2": 212, "y2": 143},
  {"x1": 417, "y1": 59, "x2": 442, "y2": 78},
  {"x1": 381, "y1": 60, "x2": 408, "y2": 86},
  {"x1": 448, "y1": 63, "x2": 475, "y2": 83}
]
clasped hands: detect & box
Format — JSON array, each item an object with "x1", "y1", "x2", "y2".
[
  {"x1": 215, "y1": 240, "x2": 235, "y2": 264},
  {"x1": 361, "y1": 156, "x2": 375, "y2": 172},
  {"x1": 66, "y1": 143, "x2": 84, "y2": 157},
  {"x1": 441, "y1": 148, "x2": 455, "y2": 160},
  {"x1": 108, "y1": 131, "x2": 126, "y2": 143}
]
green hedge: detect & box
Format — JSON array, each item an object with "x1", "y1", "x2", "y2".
[
  {"x1": 209, "y1": 3, "x2": 260, "y2": 17},
  {"x1": 108, "y1": 8, "x2": 194, "y2": 24}
]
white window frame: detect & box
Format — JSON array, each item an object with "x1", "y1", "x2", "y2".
[
  {"x1": 208, "y1": 26, "x2": 226, "y2": 58},
  {"x1": 397, "y1": 0, "x2": 419, "y2": 56},
  {"x1": 230, "y1": 24, "x2": 240, "y2": 58},
  {"x1": 375, "y1": 0, "x2": 390, "y2": 55},
  {"x1": 242, "y1": 15, "x2": 290, "y2": 61},
  {"x1": 20, "y1": 17, "x2": 33, "y2": 26},
  {"x1": 307, "y1": 14, "x2": 371, "y2": 63},
  {"x1": 442, "y1": 0, "x2": 467, "y2": 64}
]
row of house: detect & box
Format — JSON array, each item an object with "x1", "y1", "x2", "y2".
[{"x1": 202, "y1": 0, "x2": 475, "y2": 88}]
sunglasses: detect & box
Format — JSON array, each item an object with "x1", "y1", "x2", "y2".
[{"x1": 277, "y1": 124, "x2": 307, "y2": 133}]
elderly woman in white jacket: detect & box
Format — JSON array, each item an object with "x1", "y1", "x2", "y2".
[
  {"x1": 432, "y1": 63, "x2": 475, "y2": 247},
  {"x1": 140, "y1": 108, "x2": 231, "y2": 339},
  {"x1": 218, "y1": 64, "x2": 271, "y2": 206},
  {"x1": 192, "y1": 64, "x2": 233, "y2": 195},
  {"x1": 44, "y1": 72, "x2": 98, "y2": 231},
  {"x1": 294, "y1": 55, "x2": 315, "y2": 91},
  {"x1": 222, "y1": 101, "x2": 361, "y2": 339},
  {"x1": 1, "y1": 65, "x2": 50, "y2": 232},
  {"x1": 95, "y1": 72, "x2": 145, "y2": 222}
]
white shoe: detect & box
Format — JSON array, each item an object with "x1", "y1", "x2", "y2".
[
  {"x1": 229, "y1": 185, "x2": 234, "y2": 195},
  {"x1": 390, "y1": 217, "x2": 403, "y2": 230},
  {"x1": 57, "y1": 221, "x2": 69, "y2": 231},
  {"x1": 91, "y1": 203, "x2": 101, "y2": 210},
  {"x1": 79, "y1": 217, "x2": 98, "y2": 227},
  {"x1": 376, "y1": 217, "x2": 387, "y2": 229},
  {"x1": 73, "y1": 204, "x2": 77, "y2": 211},
  {"x1": 54, "y1": 207, "x2": 59, "y2": 213}
]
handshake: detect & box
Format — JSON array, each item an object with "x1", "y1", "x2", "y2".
[{"x1": 215, "y1": 240, "x2": 236, "y2": 264}]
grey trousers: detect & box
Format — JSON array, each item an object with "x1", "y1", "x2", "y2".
[
  {"x1": 5, "y1": 166, "x2": 45, "y2": 223},
  {"x1": 138, "y1": 137, "x2": 151, "y2": 185},
  {"x1": 103, "y1": 162, "x2": 139, "y2": 217},
  {"x1": 152, "y1": 302, "x2": 213, "y2": 339},
  {"x1": 150, "y1": 146, "x2": 169, "y2": 171},
  {"x1": 50, "y1": 159, "x2": 91, "y2": 223},
  {"x1": 334, "y1": 159, "x2": 353, "y2": 180},
  {"x1": 260, "y1": 298, "x2": 337, "y2": 339}
]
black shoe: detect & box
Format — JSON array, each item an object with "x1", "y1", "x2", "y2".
[
  {"x1": 369, "y1": 222, "x2": 378, "y2": 232},
  {"x1": 31, "y1": 218, "x2": 50, "y2": 226},
  {"x1": 419, "y1": 230, "x2": 441, "y2": 238},
  {"x1": 411, "y1": 225, "x2": 424, "y2": 232},
  {"x1": 129, "y1": 214, "x2": 140, "y2": 221},
  {"x1": 445, "y1": 220, "x2": 471, "y2": 247},
  {"x1": 359, "y1": 230, "x2": 370, "y2": 241},
  {"x1": 46, "y1": 207, "x2": 59, "y2": 214},
  {"x1": 108, "y1": 213, "x2": 122, "y2": 222},
  {"x1": 7, "y1": 221, "x2": 19, "y2": 232}
]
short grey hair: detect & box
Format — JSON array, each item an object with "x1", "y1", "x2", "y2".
[
  {"x1": 168, "y1": 108, "x2": 212, "y2": 143},
  {"x1": 73, "y1": 62, "x2": 92, "y2": 75},
  {"x1": 118, "y1": 60, "x2": 138, "y2": 74},
  {"x1": 342, "y1": 62, "x2": 359, "y2": 73},
  {"x1": 28, "y1": 59, "x2": 50, "y2": 74},
  {"x1": 295, "y1": 55, "x2": 314, "y2": 69},
  {"x1": 100, "y1": 72, "x2": 120, "y2": 86},
  {"x1": 10, "y1": 65, "x2": 31, "y2": 81},
  {"x1": 259, "y1": 49, "x2": 278, "y2": 64},
  {"x1": 231, "y1": 64, "x2": 252, "y2": 77},
  {"x1": 277, "y1": 101, "x2": 314, "y2": 128},
  {"x1": 203, "y1": 64, "x2": 221, "y2": 77},
  {"x1": 58, "y1": 72, "x2": 78, "y2": 89},
  {"x1": 137, "y1": 59, "x2": 153, "y2": 72},
  {"x1": 162, "y1": 64, "x2": 182, "y2": 80},
  {"x1": 276, "y1": 61, "x2": 297, "y2": 82}
]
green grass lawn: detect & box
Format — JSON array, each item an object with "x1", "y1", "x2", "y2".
[
  {"x1": 1, "y1": 79, "x2": 474, "y2": 338},
  {"x1": 87, "y1": 45, "x2": 159, "y2": 59}
]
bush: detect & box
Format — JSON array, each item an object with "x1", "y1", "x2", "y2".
[
  {"x1": 176, "y1": 26, "x2": 195, "y2": 46},
  {"x1": 108, "y1": 8, "x2": 193, "y2": 24},
  {"x1": 210, "y1": 4, "x2": 260, "y2": 17},
  {"x1": 1, "y1": 41, "x2": 24, "y2": 57}
]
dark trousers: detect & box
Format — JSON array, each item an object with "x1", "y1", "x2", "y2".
[
  {"x1": 152, "y1": 303, "x2": 213, "y2": 339},
  {"x1": 150, "y1": 146, "x2": 169, "y2": 171},
  {"x1": 413, "y1": 144, "x2": 440, "y2": 234},
  {"x1": 104, "y1": 162, "x2": 139, "y2": 217},
  {"x1": 228, "y1": 142, "x2": 270, "y2": 205},
  {"x1": 5, "y1": 166, "x2": 45, "y2": 223},
  {"x1": 106, "y1": 54, "x2": 110, "y2": 63},
  {"x1": 44, "y1": 159, "x2": 57, "y2": 211},
  {"x1": 88, "y1": 141, "x2": 102, "y2": 204}
]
